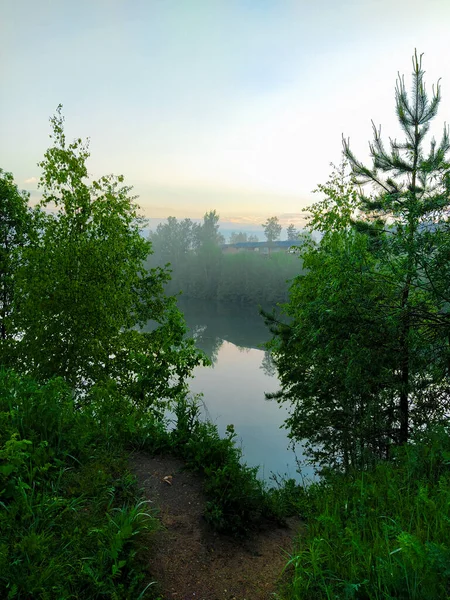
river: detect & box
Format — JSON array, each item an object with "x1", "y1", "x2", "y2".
[{"x1": 177, "y1": 298, "x2": 314, "y2": 483}]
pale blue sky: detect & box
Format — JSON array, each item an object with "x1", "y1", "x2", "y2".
[{"x1": 1, "y1": 0, "x2": 449, "y2": 226}]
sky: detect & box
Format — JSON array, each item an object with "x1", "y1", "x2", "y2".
[{"x1": 1, "y1": 0, "x2": 450, "y2": 231}]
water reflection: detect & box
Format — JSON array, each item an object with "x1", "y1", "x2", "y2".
[
  {"x1": 261, "y1": 350, "x2": 277, "y2": 377},
  {"x1": 176, "y1": 298, "x2": 314, "y2": 481},
  {"x1": 180, "y1": 298, "x2": 269, "y2": 361},
  {"x1": 190, "y1": 324, "x2": 223, "y2": 366}
]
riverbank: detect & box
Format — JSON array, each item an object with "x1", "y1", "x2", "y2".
[
  {"x1": 131, "y1": 452, "x2": 301, "y2": 599},
  {"x1": 3, "y1": 369, "x2": 450, "y2": 599},
  {"x1": 0, "y1": 372, "x2": 304, "y2": 598}
]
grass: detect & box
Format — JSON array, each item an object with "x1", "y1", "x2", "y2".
[
  {"x1": 145, "y1": 394, "x2": 303, "y2": 536},
  {"x1": 7, "y1": 365, "x2": 447, "y2": 599},
  {"x1": 278, "y1": 428, "x2": 450, "y2": 599},
  {"x1": 0, "y1": 369, "x2": 159, "y2": 599},
  {"x1": 0, "y1": 369, "x2": 303, "y2": 598}
]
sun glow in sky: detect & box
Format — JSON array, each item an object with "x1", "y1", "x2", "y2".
[{"x1": 1, "y1": 0, "x2": 449, "y2": 228}]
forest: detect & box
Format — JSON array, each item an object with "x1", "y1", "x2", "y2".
[
  {"x1": 146, "y1": 211, "x2": 305, "y2": 304},
  {"x1": 1, "y1": 52, "x2": 450, "y2": 599}
]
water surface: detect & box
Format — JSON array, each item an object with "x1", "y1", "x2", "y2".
[{"x1": 178, "y1": 298, "x2": 313, "y2": 482}]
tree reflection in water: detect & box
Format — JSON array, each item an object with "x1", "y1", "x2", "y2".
[{"x1": 260, "y1": 351, "x2": 276, "y2": 377}]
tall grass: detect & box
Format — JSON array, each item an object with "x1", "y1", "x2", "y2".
[
  {"x1": 0, "y1": 369, "x2": 159, "y2": 599},
  {"x1": 280, "y1": 428, "x2": 450, "y2": 599}
]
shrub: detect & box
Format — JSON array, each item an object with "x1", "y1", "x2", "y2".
[{"x1": 168, "y1": 395, "x2": 302, "y2": 536}]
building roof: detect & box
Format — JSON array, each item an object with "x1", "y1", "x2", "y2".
[{"x1": 222, "y1": 240, "x2": 303, "y2": 249}]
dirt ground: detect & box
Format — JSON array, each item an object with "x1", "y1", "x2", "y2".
[{"x1": 130, "y1": 452, "x2": 300, "y2": 600}]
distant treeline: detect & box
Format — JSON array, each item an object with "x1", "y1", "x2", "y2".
[{"x1": 146, "y1": 211, "x2": 306, "y2": 304}]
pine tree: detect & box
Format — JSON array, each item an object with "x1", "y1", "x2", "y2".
[
  {"x1": 343, "y1": 51, "x2": 450, "y2": 443},
  {"x1": 265, "y1": 53, "x2": 450, "y2": 471}
]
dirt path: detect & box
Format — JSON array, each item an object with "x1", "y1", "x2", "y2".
[{"x1": 130, "y1": 452, "x2": 300, "y2": 600}]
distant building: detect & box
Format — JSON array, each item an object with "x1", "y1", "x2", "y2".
[{"x1": 221, "y1": 240, "x2": 302, "y2": 255}]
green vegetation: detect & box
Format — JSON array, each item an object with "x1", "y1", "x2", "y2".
[
  {"x1": 0, "y1": 362, "x2": 299, "y2": 597},
  {"x1": 263, "y1": 215, "x2": 282, "y2": 244},
  {"x1": 267, "y1": 53, "x2": 450, "y2": 598},
  {"x1": 228, "y1": 231, "x2": 259, "y2": 243},
  {"x1": 2, "y1": 50, "x2": 450, "y2": 599},
  {"x1": 0, "y1": 170, "x2": 33, "y2": 352},
  {"x1": 266, "y1": 52, "x2": 450, "y2": 471},
  {"x1": 280, "y1": 429, "x2": 450, "y2": 599},
  {"x1": 148, "y1": 215, "x2": 305, "y2": 304},
  {"x1": 0, "y1": 106, "x2": 205, "y2": 598},
  {"x1": 0, "y1": 370, "x2": 159, "y2": 599},
  {"x1": 167, "y1": 396, "x2": 300, "y2": 535},
  {"x1": 0, "y1": 106, "x2": 299, "y2": 598},
  {"x1": 216, "y1": 251, "x2": 304, "y2": 304},
  {"x1": 286, "y1": 223, "x2": 301, "y2": 241},
  {"x1": 9, "y1": 106, "x2": 202, "y2": 398}
]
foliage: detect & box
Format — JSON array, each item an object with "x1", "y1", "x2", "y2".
[
  {"x1": 309, "y1": 160, "x2": 362, "y2": 233},
  {"x1": 267, "y1": 211, "x2": 401, "y2": 471},
  {"x1": 280, "y1": 428, "x2": 450, "y2": 600},
  {"x1": 228, "y1": 231, "x2": 259, "y2": 243},
  {"x1": 147, "y1": 219, "x2": 305, "y2": 305},
  {"x1": 0, "y1": 365, "x2": 306, "y2": 596},
  {"x1": 0, "y1": 369, "x2": 159, "y2": 599},
  {"x1": 197, "y1": 209, "x2": 225, "y2": 246},
  {"x1": 162, "y1": 395, "x2": 299, "y2": 536},
  {"x1": 286, "y1": 223, "x2": 301, "y2": 241},
  {"x1": 0, "y1": 109, "x2": 211, "y2": 597},
  {"x1": 149, "y1": 216, "x2": 200, "y2": 268},
  {"x1": 217, "y1": 251, "x2": 305, "y2": 305},
  {"x1": 343, "y1": 50, "x2": 450, "y2": 444},
  {"x1": 263, "y1": 215, "x2": 282, "y2": 244},
  {"x1": 169, "y1": 396, "x2": 266, "y2": 535},
  {"x1": 13, "y1": 106, "x2": 203, "y2": 398},
  {"x1": 0, "y1": 171, "x2": 34, "y2": 363},
  {"x1": 147, "y1": 211, "x2": 225, "y2": 300},
  {"x1": 0, "y1": 107, "x2": 306, "y2": 597},
  {"x1": 266, "y1": 53, "x2": 450, "y2": 471}
]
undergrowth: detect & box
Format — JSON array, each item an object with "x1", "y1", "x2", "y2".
[
  {"x1": 164, "y1": 395, "x2": 303, "y2": 536},
  {"x1": 0, "y1": 368, "x2": 303, "y2": 599},
  {"x1": 0, "y1": 369, "x2": 159, "y2": 599},
  {"x1": 4, "y1": 367, "x2": 448, "y2": 599},
  {"x1": 279, "y1": 428, "x2": 450, "y2": 599}
]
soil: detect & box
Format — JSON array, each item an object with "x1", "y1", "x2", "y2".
[{"x1": 130, "y1": 452, "x2": 301, "y2": 600}]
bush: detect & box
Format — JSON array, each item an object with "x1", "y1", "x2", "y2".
[{"x1": 167, "y1": 395, "x2": 302, "y2": 536}]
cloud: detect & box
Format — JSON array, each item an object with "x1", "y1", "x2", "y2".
[
  {"x1": 24, "y1": 176, "x2": 38, "y2": 184},
  {"x1": 225, "y1": 215, "x2": 263, "y2": 225},
  {"x1": 224, "y1": 213, "x2": 310, "y2": 227},
  {"x1": 277, "y1": 213, "x2": 310, "y2": 226}
]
